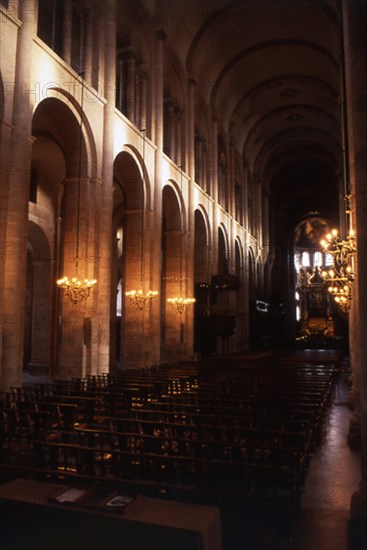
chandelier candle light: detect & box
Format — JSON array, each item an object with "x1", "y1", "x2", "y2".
[
  {"x1": 167, "y1": 167, "x2": 195, "y2": 314},
  {"x1": 125, "y1": 129, "x2": 158, "y2": 309},
  {"x1": 57, "y1": 73, "x2": 97, "y2": 305},
  {"x1": 319, "y1": 16, "x2": 357, "y2": 314},
  {"x1": 320, "y1": 196, "x2": 356, "y2": 313}
]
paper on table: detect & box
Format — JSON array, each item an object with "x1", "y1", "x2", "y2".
[
  {"x1": 106, "y1": 495, "x2": 134, "y2": 507},
  {"x1": 55, "y1": 488, "x2": 87, "y2": 503}
]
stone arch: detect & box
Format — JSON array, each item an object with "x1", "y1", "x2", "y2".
[
  {"x1": 234, "y1": 236, "x2": 247, "y2": 350},
  {"x1": 163, "y1": 179, "x2": 187, "y2": 231},
  {"x1": 194, "y1": 209, "x2": 209, "y2": 284},
  {"x1": 31, "y1": 95, "x2": 98, "y2": 378},
  {"x1": 161, "y1": 184, "x2": 187, "y2": 361},
  {"x1": 24, "y1": 221, "x2": 53, "y2": 373},
  {"x1": 30, "y1": 96, "x2": 93, "y2": 377},
  {"x1": 248, "y1": 246, "x2": 257, "y2": 300},
  {"x1": 32, "y1": 89, "x2": 98, "y2": 179},
  {"x1": 218, "y1": 223, "x2": 230, "y2": 270},
  {"x1": 112, "y1": 150, "x2": 151, "y2": 370},
  {"x1": 194, "y1": 209, "x2": 212, "y2": 357}
]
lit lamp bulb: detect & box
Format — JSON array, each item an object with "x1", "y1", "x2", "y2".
[
  {"x1": 125, "y1": 289, "x2": 158, "y2": 309},
  {"x1": 57, "y1": 276, "x2": 97, "y2": 305},
  {"x1": 167, "y1": 297, "x2": 196, "y2": 314}
]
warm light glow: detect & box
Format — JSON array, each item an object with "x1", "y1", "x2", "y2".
[
  {"x1": 113, "y1": 119, "x2": 127, "y2": 157},
  {"x1": 301, "y1": 251, "x2": 310, "y2": 267},
  {"x1": 319, "y1": 214, "x2": 356, "y2": 313},
  {"x1": 167, "y1": 297, "x2": 196, "y2": 314},
  {"x1": 125, "y1": 289, "x2": 158, "y2": 310},
  {"x1": 57, "y1": 276, "x2": 97, "y2": 305}
]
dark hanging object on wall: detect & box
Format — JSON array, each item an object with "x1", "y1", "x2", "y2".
[{"x1": 211, "y1": 260, "x2": 240, "y2": 292}]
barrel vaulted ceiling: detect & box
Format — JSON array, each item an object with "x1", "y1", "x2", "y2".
[{"x1": 139, "y1": 0, "x2": 342, "y2": 222}]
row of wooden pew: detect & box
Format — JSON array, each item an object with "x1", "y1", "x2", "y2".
[{"x1": 0, "y1": 360, "x2": 335, "y2": 510}]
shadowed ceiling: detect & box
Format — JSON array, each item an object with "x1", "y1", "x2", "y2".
[{"x1": 140, "y1": 0, "x2": 342, "y2": 224}]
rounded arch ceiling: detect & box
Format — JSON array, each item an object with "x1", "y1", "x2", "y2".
[{"x1": 140, "y1": 0, "x2": 342, "y2": 221}]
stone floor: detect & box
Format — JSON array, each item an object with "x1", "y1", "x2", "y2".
[{"x1": 281, "y1": 370, "x2": 362, "y2": 550}]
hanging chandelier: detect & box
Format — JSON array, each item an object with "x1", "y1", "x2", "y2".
[
  {"x1": 320, "y1": 198, "x2": 356, "y2": 313},
  {"x1": 126, "y1": 289, "x2": 158, "y2": 310},
  {"x1": 125, "y1": 129, "x2": 158, "y2": 309},
  {"x1": 57, "y1": 72, "x2": 97, "y2": 305},
  {"x1": 319, "y1": 17, "x2": 357, "y2": 315},
  {"x1": 167, "y1": 296, "x2": 196, "y2": 314},
  {"x1": 57, "y1": 276, "x2": 97, "y2": 305},
  {"x1": 167, "y1": 167, "x2": 195, "y2": 315}
]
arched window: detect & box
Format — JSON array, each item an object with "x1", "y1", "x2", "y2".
[
  {"x1": 301, "y1": 251, "x2": 310, "y2": 267},
  {"x1": 314, "y1": 251, "x2": 322, "y2": 267}
]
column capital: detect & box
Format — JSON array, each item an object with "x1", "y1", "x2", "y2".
[{"x1": 19, "y1": 0, "x2": 38, "y2": 27}]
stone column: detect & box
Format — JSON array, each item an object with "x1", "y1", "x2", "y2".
[
  {"x1": 175, "y1": 107, "x2": 182, "y2": 168},
  {"x1": 62, "y1": 0, "x2": 73, "y2": 66},
  {"x1": 96, "y1": 0, "x2": 116, "y2": 374},
  {"x1": 50, "y1": 216, "x2": 62, "y2": 376},
  {"x1": 0, "y1": 0, "x2": 38, "y2": 391},
  {"x1": 344, "y1": 4, "x2": 361, "y2": 448},
  {"x1": 262, "y1": 187, "x2": 270, "y2": 296},
  {"x1": 161, "y1": 229, "x2": 182, "y2": 362},
  {"x1": 201, "y1": 138, "x2": 207, "y2": 191},
  {"x1": 166, "y1": 101, "x2": 175, "y2": 161},
  {"x1": 211, "y1": 114, "x2": 219, "y2": 204},
  {"x1": 255, "y1": 176, "x2": 263, "y2": 247},
  {"x1": 116, "y1": 57, "x2": 124, "y2": 112},
  {"x1": 83, "y1": 2, "x2": 94, "y2": 85},
  {"x1": 121, "y1": 210, "x2": 145, "y2": 369},
  {"x1": 195, "y1": 136, "x2": 202, "y2": 185},
  {"x1": 345, "y1": 0, "x2": 367, "y2": 542},
  {"x1": 138, "y1": 71, "x2": 148, "y2": 133},
  {"x1": 229, "y1": 145, "x2": 236, "y2": 216},
  {"x1": 185, "y1": 78, "x2": 196, "y2": 358},
  {"x1": 185, "y1": 80, "x2": 194, "y2": 177},
  {"x1": 150, "y1": 29, "x2": 166, "y2": 366},
  {"x1": 126, "y1": 51, "x2": 136, "y2": 122},
  {"x1": 58, "y1": 176, "x2": 92, "y2": 378},
  {"x1": 29, "y1": 259, "x2": 52, "y2": 372}
]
